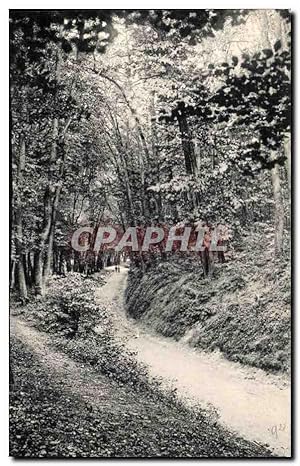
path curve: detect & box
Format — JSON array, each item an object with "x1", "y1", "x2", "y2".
[{"x1": 95, "y1": 267, "x2": 291, "y2": 457}]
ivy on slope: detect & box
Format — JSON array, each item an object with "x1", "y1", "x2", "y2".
[{"x1": 125, "y1": 227, "x2": 290, "y2": 372}]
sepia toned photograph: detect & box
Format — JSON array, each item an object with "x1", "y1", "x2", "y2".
[{"x1": 9, "y1": 8, "x2": 291, "y2": 458}]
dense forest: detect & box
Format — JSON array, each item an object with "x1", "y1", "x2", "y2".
[{"x1": 10, "y1": 9, "x2": 291, "y2": 301}]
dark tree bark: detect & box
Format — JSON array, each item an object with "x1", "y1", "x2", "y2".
[
  {"x1": 176, "y1": 107, "x2": 197, "y2": 175},
  {"x1": 14, "y1": 137, "x2": 28, "y2": 302}
]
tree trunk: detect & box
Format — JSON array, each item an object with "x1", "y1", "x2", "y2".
[
  {"x1": 177, "y1": 108, "x2": 197, "y2": 175},
  {"x1": 271, "y1": 164, "x2": 284, "y2": 255},
  {"x1": 10, "y1": 260, "x2": 16, "y2": 291},
  {"x1": 14, "y1": 137, "x2": 28, "y2": 302},
  {"x1": 27, "y1": 252, "x2": 34, "y2": 287},
  {"x1": 284, "y1": 136, "x2": 291, "y2": 190},
  {"x1": 39, "y1": 42, "x2": 63, "y2": 289},
  {"x1": 34, "y1": 250, "x2": 44, "y2": 296},
  {"x1": 43, "y1": 224, "x2": 54, "y2": 283},
  {"x1": 39, "y1": 112, "x2": 67, "y2": 290},
  {"x1": 16, "y1": 256, "x2": 28, "y2": 303}
]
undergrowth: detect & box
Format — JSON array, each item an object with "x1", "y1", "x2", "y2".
[
  {"x1": 10, "y1": 272, "x2": 272, "y2": 457},
  {"x1": 125, "y1": 226, "x2": 291, "y2": 373}
]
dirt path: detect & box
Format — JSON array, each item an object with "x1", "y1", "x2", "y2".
[
  {"x1": 95, "y1": 266, "x2": 291, "y2": 457},
  {"x1": 10, "y1": 317, "x2": 141, "y2": 415},
  {"x1": 10, "y1": 315, "x2": 272, "y2": 458}
]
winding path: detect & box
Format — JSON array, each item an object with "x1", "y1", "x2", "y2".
[{"x1": 95, "y1": 266, "x2": 291, "y2": 457}]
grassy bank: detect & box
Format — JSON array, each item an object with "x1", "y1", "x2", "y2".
[{"x1": 125, "y1": 227, "x2": 291, "y2": 373}]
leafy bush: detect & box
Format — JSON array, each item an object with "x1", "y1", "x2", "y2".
[{"x1": 15, "y1": 273, "x2": 175, "y2": 401}]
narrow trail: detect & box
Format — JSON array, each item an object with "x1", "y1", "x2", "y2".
[
  {"x1": 10, "y1": 317, "x2": 142, "y2": 414},
  {"x1": 95, "y1": 266, "x2": 291, "y2": 457},
  {"x1": 10, "y1": 314, "x2": 272, "y2": 458}
]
